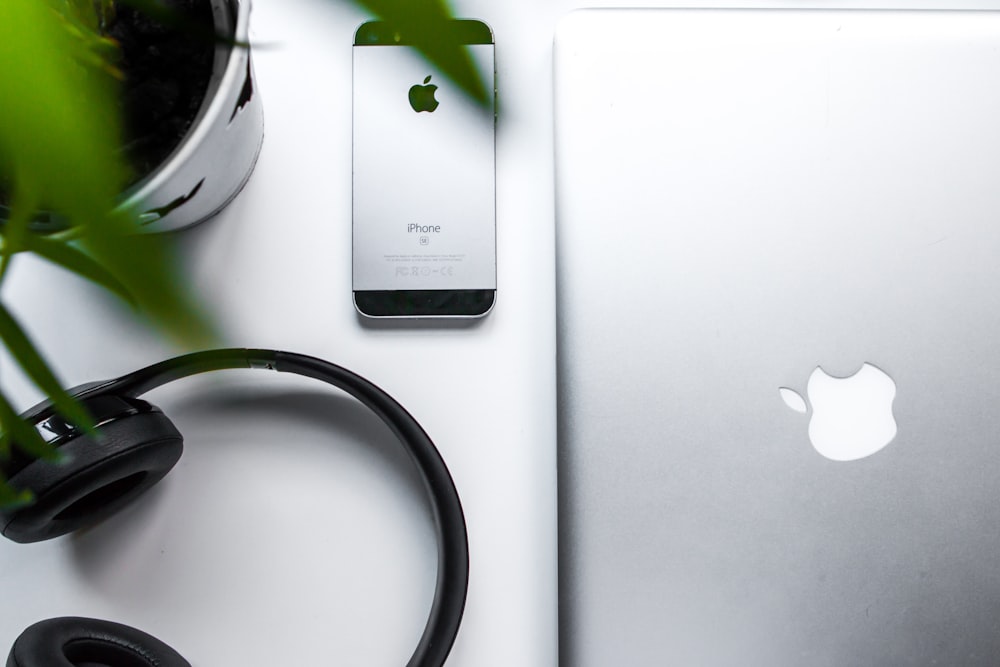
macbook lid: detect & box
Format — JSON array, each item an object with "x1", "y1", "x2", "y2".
[{"x1": 556, "y1": 9, "x2": 1000, "y2": 666}]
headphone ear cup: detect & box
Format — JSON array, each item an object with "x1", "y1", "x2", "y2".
[
  {"x1": 0, "y1": 407, "x2": 183, "y2": 544},
  {"x1": 7, "y1": 617, "x2": 190, "y2": 667}
]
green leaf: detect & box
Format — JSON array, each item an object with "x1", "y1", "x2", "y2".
[
  {"x1": 17, "y1": 233, "x2": 137, "y2": 307},
  {"x1": 0, "y1": 0, "x2": 126, "y2": 221},
  {"x1": 77, "y1": 210, "x2": 216, "y2": 346},
  {"x1": 0, "y1": 480, "x2": 33, "y2": 511},
  {"x1": 0, "y1": 302, "x2": 95, "y2": 434},
  {"x1": 0, "y1": 387, "x2": 65, "y2": 511},
  {"x1": 352, "y1": 0, "x2": 490, "y2": 107},
  {"x1": 0, "y1": 391, "x2": 61, "y2": 464}
]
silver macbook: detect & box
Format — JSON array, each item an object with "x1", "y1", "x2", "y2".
[{"x1": 555, "y1": 8, "x2": 1000, "y2": 666}]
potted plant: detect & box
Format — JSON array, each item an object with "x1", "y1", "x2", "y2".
[
  {"x1": 0, "y1": 0, "x2": 488, "y2": 506},
  {"x1": 108, "y1": 0, "x2": 264, "y2": 233}
]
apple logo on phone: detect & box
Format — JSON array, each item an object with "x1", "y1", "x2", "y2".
[
  {"x1": 780, "y1": 363, "x2": 897, "y2": 461},
  {"x1": 409, "y1": 75, "x2": 439, "y2": 112}
]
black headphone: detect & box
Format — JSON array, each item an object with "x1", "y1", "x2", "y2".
[{"x1": 0, "y1": 348, "x2": 468, "y2": 667}]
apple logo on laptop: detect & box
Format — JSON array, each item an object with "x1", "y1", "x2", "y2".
[
  {"x1": 409, "y1": 75, "x2": 439, "y2": 112},
  {"x1": 779, "y1": 363, "x2": 897, "y2": 461}
]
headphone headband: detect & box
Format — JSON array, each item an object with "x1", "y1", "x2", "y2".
[{"x1": 5, "y1": 349, "x2": 468, "y2": 667}]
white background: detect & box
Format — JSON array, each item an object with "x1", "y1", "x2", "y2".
[{"x1": 1, "y1": 0, "x2": 998, "y2": 665}]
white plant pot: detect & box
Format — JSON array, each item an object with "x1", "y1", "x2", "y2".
[{"x1": 122, "y1": 0, "x2": 264, "y2": 232}]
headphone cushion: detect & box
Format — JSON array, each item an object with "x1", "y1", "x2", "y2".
[
  {"x1": 7, "y1": 616, "x2": 190, "y2": 667},
  {"x1": 0, "y1": 410, "x2": 183, "y2": 544}
]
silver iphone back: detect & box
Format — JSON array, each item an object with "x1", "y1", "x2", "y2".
[{"x1": 353, "y1": 21, "x2": 496, "y2": 318}]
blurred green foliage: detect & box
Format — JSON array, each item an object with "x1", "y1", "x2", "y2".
[
  {"x1": 355, "y1": 0, "x2": 491, "y2": 106},
  {"x1": 0, "y1": 0, "x2": 482, "y2": 507}
]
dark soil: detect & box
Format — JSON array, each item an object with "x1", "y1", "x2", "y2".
[{"x1": 108, "y1": 0, "x2": 217, "y2": 185}]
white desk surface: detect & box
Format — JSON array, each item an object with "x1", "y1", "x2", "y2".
[{"x1": 1, "y1": 0, "x2": 997, "y2": 665}]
